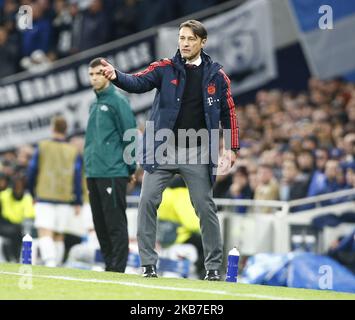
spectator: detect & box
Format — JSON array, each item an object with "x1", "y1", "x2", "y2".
[
  {"x1": 318, "y1": 160, "x2": 346, "y2": 205},
  {"x1": 226, "y1": 166, "x2": 253, "y2": 214},
  {"x1": 289, "y1": 136, "x2": 303, "y2": 155},
  {"x1": 0, "y1": 0, "x2": 17, "y2": 29},
  {"x1": 253, "y1": 164, "x2": 279, "y2": 213},
  {"x1": 0, "y1": 26, "x2": 18, "y2": 78},
  {"x1": 279, "y1": 159, "x2": 301, "y2": 201},
  {"x1": 65, "y1": 0, "x2": 81, "y2": 55},
  {"x1": 343, "y1": 133, "x2": 355, "y2": 163},
  {"x1": 247, "y1": 163, "x2": 258, "y2": 198},
  {"x1": 315, "y1": 147, "x2": 330, "y2": 173},
  {"x1": 76, "y1": 0, "x2": 109, "y2": 51},
  {"x1": 302, "y1": 135, "x2": 318, "y2": 152},
  {"x1": 344, "y1": 162, "x2": 355, "y2": 190},
  {"x1": 21, "y1": 2, "x2": 52, "y2": 57},
  {"x1": 50, "y1": 0, "x2": 74, "y2": 58},
  {"x1": 0, "y1": 172, "x2": 34, "y2": 262},
  {"x1": 1, "y1": 158, "x2": 16, "y2": 179},
  {"x1": 136, "y1": 0, "x2": 176, "y2": 31},
  {"x1": 14, "y1": 144, "x2": 34, "y2": 174},
  {"x1": 176, "y1": 0, "x2": 217, "y2": 17},
  {"x1": 112, "y1": 0, "x2": 139, "y2": 40},
  {"x1": 297, "y1": 149, "x2": 326, "y2": 198}
]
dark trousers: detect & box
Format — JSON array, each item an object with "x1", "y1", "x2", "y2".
[
  {"x1": 138, "y1": 163, "x2": 223, "y2": 270},
  {"x1": 0, "y1": 218, "x2": 22, "y2": 262},
  {"x1": 87, "y1": 177, "x2": 129, "y2": 272}
]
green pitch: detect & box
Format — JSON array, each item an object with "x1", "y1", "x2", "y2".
[{"x1": 0, "y1": 263, "x2": 354, "y2": 300}]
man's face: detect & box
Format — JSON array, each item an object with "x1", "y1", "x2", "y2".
[
  {"x1": 325, "y1": 160, "x2": 339, "y2": 179},
  {"x1": 178, "y1": 27, "x2": 206, "y2": 61},
  {"x1": 282, "y1": 160, "x2": 298, "y2": 182},
  {"x1": 257, "y1": 167, "x2": 273, "y2": 185},
  {"x1": 89, "y1": 65, "x2": 109, "y2": 91}
]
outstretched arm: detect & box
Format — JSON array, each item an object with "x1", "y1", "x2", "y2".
[{"x1": 100, "y1": 58, "x2": 169, "y2": 93}]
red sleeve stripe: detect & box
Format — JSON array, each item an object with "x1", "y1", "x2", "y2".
[
  {"x1": 133, "y1": 59, "x2": 172, "y2": 77},
  {"x1": 219, "y1": 69, "x2": 239, "y2": 149}
]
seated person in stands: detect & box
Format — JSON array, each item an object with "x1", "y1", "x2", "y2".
[
  {"x1": 253, "y1": 164, "x2": 279, "y2": 213},
  {"x1": 157, "y1": 175, "x2": 204, "y2": 279},
  {"x1": 318, "y1": 159, "x2": 347, "y2": 205},
  {"x1": 279, "y1": 159, "x2": 306, "y2": 201},
  {"x1": 0, "y1": 172, "x2": 35, "y2": 262},
  {"x1": 226, "y1": 166, "x2": 253, "y2": 214},
  {"x1": 297, "y1": 149, "x2": 326, "y2": 198}
]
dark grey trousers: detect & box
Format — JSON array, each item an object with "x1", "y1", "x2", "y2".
[{"x1": 137, "y1": 162, "x2": 223, "y2": 271}]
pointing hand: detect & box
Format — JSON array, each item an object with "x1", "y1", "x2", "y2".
[{"x1": 100, "y1": 59, "x2": 117, "y2": 80}]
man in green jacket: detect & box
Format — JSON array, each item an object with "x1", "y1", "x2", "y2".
[{"x1": 84, "y1": 57, "x2": 137, "y2": 273}]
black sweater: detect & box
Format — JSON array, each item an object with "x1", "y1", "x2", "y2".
[{"x1": 173, "y1": 63, "x2": 206, "y2": 147}]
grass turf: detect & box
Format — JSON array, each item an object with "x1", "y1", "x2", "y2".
[{"x1": 0, "y1": 263, "x2": 354, "y2": 300}]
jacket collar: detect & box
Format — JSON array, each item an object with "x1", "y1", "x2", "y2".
[
  {"x1": 172, "y1": 49, "x2": 222, "y2": 79},
  {"x1": 95, "y1": 82, "x2": 115, "y2": 98},
  {"x1": 186, "y1": 55, "x2": 202, "y2": 66}
]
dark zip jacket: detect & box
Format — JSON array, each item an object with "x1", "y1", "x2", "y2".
[
  {"x1": 84, "y1": 83, "x2": 137, "y2": 178},
  {"x1": 112, "y1": 50, "x2": 239, "y2": 183}
]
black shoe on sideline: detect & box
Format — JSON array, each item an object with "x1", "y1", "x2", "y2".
[
  {"x1": 142, "y1": 265, "x2": 158, "y2": 278},
  {"x1": 204, "y1": 270, "x2": 221, "y2": 281}
]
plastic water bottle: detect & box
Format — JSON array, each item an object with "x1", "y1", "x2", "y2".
[
  {"x1": 225, "y1": 247, "x2": 240, "y2": 283},
  {"x1": 22, "y1": 234, "x2": 32, "y2": 265}
]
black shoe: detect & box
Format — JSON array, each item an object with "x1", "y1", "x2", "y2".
[
  {"x1": 142, "y1": 265, "x2": 158, "y2": 278},
  {"x1": 204, "y1": 270, "x2": 221, "y2": 281}
]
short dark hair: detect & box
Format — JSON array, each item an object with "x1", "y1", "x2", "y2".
[
  {"x1": 179, "y1": 20, "x2": 207, "y2": 40},
  {"x1": 89, "y1": 57, "x2": 105, "y2": 68},
  {"x1": 235, "y1": 165, "x2": 248, "y2": 177},
  {"x1": 51, "y1": 115, "x2": 67, "y2": 135}
]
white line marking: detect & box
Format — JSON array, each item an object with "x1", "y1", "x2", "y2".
[{"x1": 0, "y1": 271, "x2": 298, "y2": 300}]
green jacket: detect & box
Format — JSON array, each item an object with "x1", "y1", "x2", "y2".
[{"x1": 84, "y1": 83, "x2": 137, "y2": 178}]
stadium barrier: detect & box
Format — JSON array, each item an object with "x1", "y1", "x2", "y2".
[{"x1": 127, "y1": 189, "x2": 355, "y2": 258}]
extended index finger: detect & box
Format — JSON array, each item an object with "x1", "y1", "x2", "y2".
[{"x1": 100, "y1": 59, "x2": 109, "y2": 67}]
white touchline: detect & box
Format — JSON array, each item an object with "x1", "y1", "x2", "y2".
[{"x1": 0, "y1": 271, "x2": 299, "y2": 300}]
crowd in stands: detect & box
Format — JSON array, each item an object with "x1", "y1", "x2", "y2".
[
  {"x1": 212, "y1": 77, "x2": 355, "y2": 213},
  {"x1": 0, "y1": 0, "x2": 227, "y2": 78}
]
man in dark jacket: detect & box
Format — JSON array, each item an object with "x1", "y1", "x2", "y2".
[
  {"x1": 84, "y1": 57, "x2": 137, "y2": 273},
  {"x1": 100, "y1": 20, "x2": 239, "y2": 280}
]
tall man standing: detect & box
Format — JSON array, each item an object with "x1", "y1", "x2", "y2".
[
  {"x1": 84, "y1": 58, "x2": 137, "y2": 273},
  {"x1": 100, "y1": 20, "x2": 239, "y2": 280}
]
